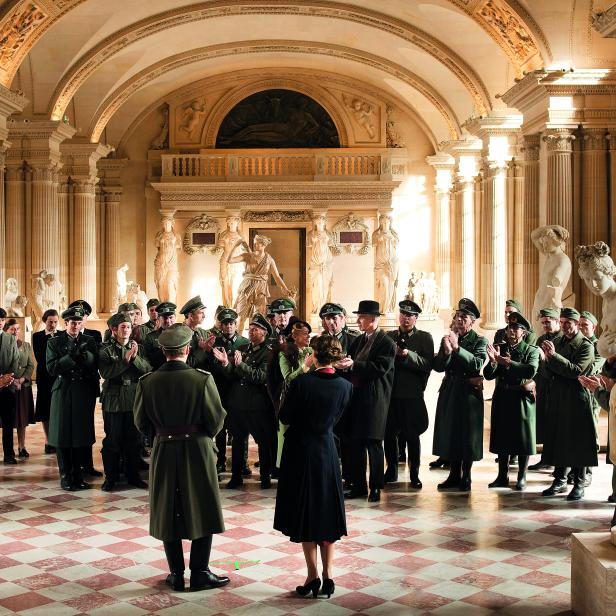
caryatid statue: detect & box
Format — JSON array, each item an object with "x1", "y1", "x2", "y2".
[
  {"x1": 154, "y1": 214, "x2": 180, "y2": 303},
  {"x1": 216, "y1": 216, "x2": 243, "y2": 308},
  {"x1": 372, "y1": 214, "x2": 399, "y2": 313},
  {"x1": 307, "y1": 214, "x2": 337, "y2": 314},
  {"x1": 531, "y1": 224, "x2": 571, "y2": 328}
]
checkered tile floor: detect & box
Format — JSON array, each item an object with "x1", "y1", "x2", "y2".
[{"x1": 0, "y1": 392, "x2": 612, "y2": 615}]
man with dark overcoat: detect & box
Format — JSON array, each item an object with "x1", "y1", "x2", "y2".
[
  {"x1": 143, "y1": 302, "x2": 176, "y2": 370},
  {"x1": 432, "y1": 298, "x2": 488, "y2": 492},
  {"x1": 384, "y1": 300, "x2": 433, "y2": 489},
  {"x1": 133, "y1": 324, "x2": 228, "y2": 592},
  {"x1": 0, "y1": 307, "x2": 18, "y2": 463},
  {"x1": 336, "y1": 300, "x2": 395, "y2": 503}
]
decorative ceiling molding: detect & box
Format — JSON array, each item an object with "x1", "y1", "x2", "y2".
[
  {"x1": 88, "y1": 40, "x2": 461, "y2": 143},
  {"x1": 47, "y1": 0, "x2": 491, "y2": 122}
]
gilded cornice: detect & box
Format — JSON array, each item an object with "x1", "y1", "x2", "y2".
[
  {"x1": 88, "y1": 40, "x2": 461, "y2": 143},
  {"x1": 48, "y1": 0, "x2": 491, "y2": 122}
]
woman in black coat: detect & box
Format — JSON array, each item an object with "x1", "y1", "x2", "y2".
[{"x1": 274, "y1": 335, "x2": 352, "y2": 600}]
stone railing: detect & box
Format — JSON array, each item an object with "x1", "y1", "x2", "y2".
[{"x1": 160, "y1": 148, "x2": 392, "y2": 181}]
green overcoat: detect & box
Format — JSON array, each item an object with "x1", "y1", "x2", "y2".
[
  {"x1": 142, "y1": 329, "x2": 165, "y2": 371},
  {"x1": 432, "y1": 328, "x2": 488, "y2": 461},
  {"x1": 484, "y1": 339, "x2": 539, "y2": 455},
  {"x1": 542, "y1": 331, "x2": 598, "y2": 467},
  {"x1": 534, "y1": 330, "x2": 562, "y2": 443},
  {"x1": 46, "y1": 332, "x2": 99, "y2": 447},
  {"x1": 133, "y1": 361, "x2": 226, "y2": 541}
]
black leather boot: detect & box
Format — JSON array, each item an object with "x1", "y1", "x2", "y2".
[
  {"x1": 189, "y1": 536, "x2": 229, "y2": 591},
  {"x1": 542, "y1": 468, "x2": 567, "y2": 496},
  {"x1": 567, "y1": 467, "x2": 586, "y2": 501},
  {"x1": 489, "y1": 458, "x2": 510, "y2": 488},
  {"x1": 409, "y1": 466, "x2": 422, "y2": 489},
  {"x1": 163, "y1": 540, "x2": 185, "y2": 591},
  {"x1": 438, "y1": 460, "x2": 461, "y2": 490},
  {"x1": 515, "y1": 455, "x2": 529, "y2": 490},
  {"x1": 459, "y1": 460, "x2": 472, "y2": 492}
]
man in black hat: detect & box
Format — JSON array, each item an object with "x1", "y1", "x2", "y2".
[
  {"x1": 0, "y1": 307, "x2": 19, "y2": 463},
  {"x1": 134, "y1": 299, "x2": 160, "y2": 343},
  {"x1": 433, "y1": 298, "x2": 488, "y2": 492},
  {"x1": 46, "y1": 306, "x2": 100, "y2": 490},
  {"x1": 143, "y1": 302, "x2": 177, "y2": 370},
  {"x1": 337, "y1": 300, "x2": 396, "y2": 502},
  {"x1": 68, "y1": 300, "x2": 102, "y2": 346},
  {"x1": 219, "y1": 314, "x2": 274, "y2": 489},
  {"x1": 179, "y1": 295, "x2": 211, "y2": 368},
  {"x1": 384, "y1": 300, "x2": 434, "y2": 489}
]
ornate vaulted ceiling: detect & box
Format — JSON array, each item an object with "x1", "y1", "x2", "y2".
[{"x1": 1, "y1": 0, "x2": 613, "y2": 147}]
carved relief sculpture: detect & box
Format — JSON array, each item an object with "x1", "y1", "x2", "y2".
[
  {"x1": 215, "y1": 216, "x2": 243, "y2": 308},
  {"x1": 576, "y1": 242, "x2": 616, "y2": 358},
  {"x1": 230, "y1": 234, "x2": 292, "y2": 332},
  {"x1": 343, "y1": 93, "x2": 376, "y2": 139},
  {"x1": 405, "y1": 272, "x2": 439, "y2": 315},
  {"x1": 0, "y1": 4, "x2": 46, "y2": 70},
  {"x1": 179, "y1": 98, "x2": 206, "y2": 140},
  {"x1": 531, "y1": 225, "x2": 572, "y2": 326},
  {"x1": 150, "y1": 104, "x2": 169, "y2": 150},
  {"x1": 154, "y1": 215, "x2": 181, "y2": 303},
  {"x1": 116, "y1": 263, "x2": 129, "y2": 306},
  {"x1": 372, "y1": 215, "x2": 399, "y2": 313},
  {"x1": 332, "y1": 213, "x2": 371, "y2": 255},
  {"x1": 307, "y1": 214, "x2": 338, "y2": 315},
  {"x1": 385, "y1": 105, "x2": 405, "y2": 148},
  {"x1": 183, "y1": 214, "x2": 220, "y2": 255}
]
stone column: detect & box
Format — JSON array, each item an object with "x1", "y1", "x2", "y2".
[
  {"x1": 4, "y1": 162, "x2": 26, "y2": 296},
  {"x1": 609, "y1": 131, "x2": 616, "y2": 248},
  {"x1": 508, "y1": 158, "x2": 524, "y2": 304},
  {"x1": 460, "y1": 179, "x2": 475, "y2": 299},
  {"x1": 522, "y1": 134, "x2": 541, "y2": 318},
  {"x1": 450, "y1": 180, "x2": 463, "y2": 304},
  {"x1": 104, "y1": 188, "x2": 122, "y2": 312},
  {"x1": 0, "y1": 148, "x2": 6, "y2": 308},
  {"x1": 580, "y1": 128, "x2": 608, "y2": 316}
]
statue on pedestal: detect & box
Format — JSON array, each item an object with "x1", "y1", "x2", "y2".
[
  {"x1": 372, "y1": 214, "x2": 399, "y2": 313},
  {"x1": 576, "y1": 241, "x2": 616, "y2": 358},
  {"x1": 154, "y1": 215, "x2": 180, "y2": 303},
  {"x1": 30, "y1": 270, "x2": 57, "y2": 329},
  {"x1": 126, "y1": 281, "x2": 148, "y2": 316},
  {"x1": 307, "y1": 215, "x2": 337, "y2": 314},
  {"x1": 5, "y1": 278, "x2": 18, "y2": 311},
  {"x1": 531, "y1": 224, "x2": 571, "y2": 326},
  {"x1": 215, "y1": 216, "x2": 243, "y2": 308},
  {"x1": 116, "y1": 263, "x2": 129, "y2": 305},
  {"x1": 230, "y1": 234, "x2": 291, "y2": 332}
]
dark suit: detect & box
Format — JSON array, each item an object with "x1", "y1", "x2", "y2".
[
  {"x1": 33, "y1": 330, "x2": 57, "y2": 423},
  {"x1": 345, "y1": 328, "x2": 395, "y2": 491}
]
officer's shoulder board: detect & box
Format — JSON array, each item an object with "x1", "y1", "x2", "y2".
[
  {"x1": 138, "y1": 372, "x2": 153, "y2": 382},
  {"x1": 195, "y1": 368, "x2": 212, "y2": 376}
]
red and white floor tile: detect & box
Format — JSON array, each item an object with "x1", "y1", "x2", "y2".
[{"x1": 0, "y1": 406, "x2": 611, "y2": 615}]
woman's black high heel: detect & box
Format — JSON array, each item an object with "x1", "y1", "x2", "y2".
[
  {"x1": 296, "y1": 577, "x2": 321, "y2": 598},
  {"x1": 321, "y1": 578, "x2": 335, "y2": 598}
]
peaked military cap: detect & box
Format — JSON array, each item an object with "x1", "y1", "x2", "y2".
[
  {"x1": 156, "y1": 301, "x2": 176, "y2": 316},
  {"x1": 218, "y1": 308, "x2": 238, "y2": 323},
  {"x1": 266, "y1": 304, "x2": 274, "y2": 317},
  {"x1": 0, "y1": 308, "x2": 6, "y2": 319},
  {"x1": 539, "y1": 307, "x2": 560, "y2": 318},
  {"x1": 68, "y1": 300, "x2": 92, "y2": 316},
  {"x1": 107, "y1": 312, "x2": 131, "y2": 328},
  {"x1": 505, "y1": 299, "x2": 523, "y2": 312},
  {"x1": 62, "y1": 306, "x2": 85, "y2": 321},
  {"x1": 580, "y1": 310, "x2": 598, "y2": 326},
  {"x1": 270, "y1": 297, "x2": 296, "y2": 313},
  {"x1": 250, "y1": 313, "x2": 273, "y2": 336},
  {"x1": 399, "y1": 300, "x2": 422, "y2": 315},
  {"x1": 146, "y1": 298, "x2": 160, "y2": 309},
  {"x1": 118, "y1": 302, "x2": 138, "y2": 313},
  {"x1": 560, "y1": 307, "x2": 581, "y2": 321},
  {"x1": 507, "y1": 312, "x2": 530, "y2": 330},
  {"x1": 457, "y1": 298, "x2": 480, "y2": 319},
  {"x1": 215, "y1": 305, "x2": 226, "y2": 317},
  {"x1": 158, "y1": 323, "x2": 192, "y2": 351},
  {"x1": 179, "y1": 295, "x2": 206, "y2": 315},
  {"x1": 319, "y1": 302, "x2": 344, "y2": 318},
  {"x1": 353, "y1": 300, "x2": 383, "y2": 315}
]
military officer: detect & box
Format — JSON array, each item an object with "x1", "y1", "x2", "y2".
[
  {"x1": 433, "y1": 298, "x2": 488, "y2": 492},
  {"x1": 384, "y1": 300, "x2": 434, "y2": 489},
  {"x1": 68, "y1": 300, "x2": 102, "y2": 346},
  {"x1": 485, "y1": 312, "x2": 539, "y2": 490},
  {"x1": 143, "y1": 302, "x2": 176, "y2": 370},
  {"x1": 46, "y1": 306, "x2": 100, "y2": 490},
  {"x1": 320, "y1": 302, "x2": 359, "y2": 355},
  {"x1": 179, "y1": 296, "x2": 211, "y2": 368},
  {"x1": 269, "y1": 298, "x2": 295, "y2": 343},
  {"x1": 266, "y1": 304, "x2": 276, "y2": 331},
  {"x1": 0, "y1": 307, "x2": 19, "y2": 463},
  {"x1": 493, "y1": 299, "x2": 537, "y2": 347},
  {"x1": 134, "y1": 324, "x2": 229, "y2": 592},
  {"x1": 209, "y1": 305, "x2": 226, "y2": 339},
  {"x1": 134, "y1": 298, "x2": 159, "y2": 343},
  {"x1": 541, "y1": 307, "x2": 597, "y2": 500},
  {"x1": 99, "y1": 313, "x2": 151, "y2": 492},
  {"x1": 103, "y1": 302, "x2": 139, "y2": 343},
  {"x1": 220, "y1": 314, "x2": 274, "y2": 489}
]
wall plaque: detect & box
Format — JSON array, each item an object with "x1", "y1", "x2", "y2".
[
  {"x1": 183, "y1": 215, "x2": 220, "y2": 255},
  {"x1": 333, "y1": 213, "x2": 370, "y2": 255}
]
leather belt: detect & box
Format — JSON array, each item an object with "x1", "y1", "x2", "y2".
[{"x1": 155, "y1": 424, "x2": 206, "y2": 440}]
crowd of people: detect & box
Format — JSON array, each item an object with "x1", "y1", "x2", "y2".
[{"x1": 0, "y1": 291, "x2": 614, "y2": 597}]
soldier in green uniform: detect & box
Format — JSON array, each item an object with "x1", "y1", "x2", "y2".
[
  {"x1": 103, "y1": 302, "x2": 139, "y2": 343},
  {"x1": 320, "y1": 302, "x2": 359, "y2": 355},
  {"x1": 541, "y1": 307, "x2": 597, "y2": 501},
  {"x1": 99, "y1": 312, "x2": 151, "y2": 492},
  {"x1": 219, "y1": 314, "x2": 274, "y2": 489},
  {"x1": 0, "y1": 307, "x2": 19, "y2": 463},
  {"x1": 134, "y1": 324, "x2": 229, "y2": 592},
  {"x1": 269, "y1": 298, "x2": 295, "y2": 344},
  {"x1": 208, "y1": 305, "x2": 226, "y2": 340},
  {"x1": 143, "y1": 302, "x2": 176, "y2": 370},
  {"x1": 384, "y1": 300, "x2": 434, "y2": 489},
  {"x1": 67, "y1": 300, "x2": 102, "y2": 347},
  {"x1": 46, "y1": 306, "x2": 100, "y2": 491},
  {"x1": 433, "y1": 298, "x2": 488, "y2": 492},
  {"x1": 134, "y1": 298, "x2": 159, "y2": 343},
  {"x1": 179, "y1": 296, "x2": 211, "y2": 368},
  {"x1": 485, "y1": 312, "x2": 539, "y2": 490},
  {"x1": 493, "y1": 299, "x2": 537, "y2": 347}
]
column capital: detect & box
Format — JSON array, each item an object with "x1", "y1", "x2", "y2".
[
  {"x1": 522, "y1": 133, "x2": 541, "y2": 161},
  {"x1": 543, "y1": 128, "x2": 576, "y2": 152},
  {"x1": 7, "y1": 120, "x2": 75, "y2": 169},
  {"x1": 61, "y1": 139, "x2": 113, "y2": 182},
  {"x1": 71, "y1": 178, "x2": 97, "y2": 195},
  {"x1": 582, "y1": 127, "x2": 608, "y2": 151}
]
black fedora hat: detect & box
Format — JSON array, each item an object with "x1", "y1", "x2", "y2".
[{"x1": 352, "y1": 300, "x2": 383, "y2": 316}]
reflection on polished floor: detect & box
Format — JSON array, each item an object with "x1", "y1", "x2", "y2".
[{"x1": 0, "y1": 391, "x2": 611, "y2": 616}]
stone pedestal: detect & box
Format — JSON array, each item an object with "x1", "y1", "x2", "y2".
[{"x1": 571, "y1": 533, "x2": 616, "y2": 616}]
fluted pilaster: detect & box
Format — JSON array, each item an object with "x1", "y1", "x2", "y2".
[
  {"x1": 508, "y1": 159, "x2": 525, "y2": 305},
  {"x1": 609, "y1": 132, "x2": 616, "y2": 248},
  {"x1": 0, "y1": 149, "x2": 6, "y2": 307},
  {"x1": 105, "y1": 189, "x2": 121, "y2": 311},
  {"x1": 4, "y1": 163, "x2": 25, "y2": 294},
  {"x1": 450, "y1": 183, "x2": 462, "y2": 304},
  {"x1": 522, "y1": 134, "x2": 540, "y2": 318},
  {"x1": 545, "y1": 128, "x2": 575, "y2": 240},
  {"x1": 460, "y1": 179, "x2": 475, "y2": 299},
  {"x1": 57, "y1": 181, "x2": 70, "y2": 301}
]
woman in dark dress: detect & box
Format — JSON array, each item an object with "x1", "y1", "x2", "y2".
[{"x1": 274, "y1": 335, "x2": 352, "y2": 599}]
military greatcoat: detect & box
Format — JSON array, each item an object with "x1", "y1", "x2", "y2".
[
  {"x1": 432, "y1": 329, "x2": 488, "y2": 461},
  {"x1": 542, "y1": 331, "x2": 598, "y2": 468},
  {"x1": 134, "y1": 361, "x2": 226, "y2": 541},
  {"x1": 535, "y1": 330, "x2": 562, "y2": 444},
  {"x1": 142, "y1": 329, "x2": 166, "y2": 371},
  {"x1": 484, "y1": 339, "x2": 539, "y2": 455}
]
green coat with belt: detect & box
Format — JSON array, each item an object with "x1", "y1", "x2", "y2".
[
  {"x1": 535, "y1": 330, "x2": 562, "y2": 443},
  {"x1": 222, "y1": 342, "x2": 271, "y2": 412},
  {"x1": 484, "y1": 339, "x2": 539, "y2": 454},
  {"x1": 542, "y1": 331, "x2": 597, "y2": 467},
  {"x1": 143, "y1": 329, "x2": 166, "y2": 371},
  {"x1": 133, "y1": 361, "x2": 226, "y2": 541},
  {"x1": 99, "y1": 340, "x2": 151, "y2": 412},
  {"x1": 186, "y1": 325, "x2": 210, "y2": 369},
  {"x1": 46, "y1": 332, "x2": 99, "y2": 448},
  {"x1": 432, "y1": 328, "x2": 488, "y2": 461},
  {"x1": 14, "y1": 341, "x2": 34, "y2": 384},
  {"x1": 0, "y1": 331, "x2": 18, "y2": 375}
]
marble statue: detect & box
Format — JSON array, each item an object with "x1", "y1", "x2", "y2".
[
  {"x1": 215, "y1": 216, "x2": 243, "y2": 308},
  {"x1": 5, "y1": 278, "x2": 18, "y2": 312},
  {"x1": 531, "y1": 224, "x2": 571, "y2": 327},
  {"x1": 406, "y1": 272, "x2": 420, "y2": 302},
  {"x1": 405, "y1": 271, "x2": 440, "y2": 315},
  {"x1": 307, "y1": 215, "x2": 337, "y2": 314},
  {"x1": 154, "y1": 216, "x2": 181, "y2": 303},
  {"x1": 229, "y1": 234, "x2": 292, "y2": 332},
  {"x1": 30, "y1": 270, "x2": 57, "y2": 329},
  {"x1": 8, "y1": 295, "x2": 27, "y2": 317},
  {"x1": 372, "y1": 215, "x2": 399, "y2": 313},
  {"x1": 576, "y1": 241, "x2": 616, "y2": 358},
  {"x1": 179, "y1": 99, "x2": 206, "y2": 139},
  {"x1": 126, "y1": 281, "x2": 148, "y2": 316},
  {"x1": 116, "y1": 263, "x2": 129, "y2": 305},
  {"x1": 150, "y1": 105, "x2": 169, "y2": 150},
  {"x1": 343, "y1": 94, "x2": 376, "y2": 139}
]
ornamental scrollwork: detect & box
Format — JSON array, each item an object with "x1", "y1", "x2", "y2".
[
  {"x1": 183, "y1": 214, "x2": 220, "y2": 255},
  {"x1": 332, "y1": 213, "x2": 371, "y2": 255}
]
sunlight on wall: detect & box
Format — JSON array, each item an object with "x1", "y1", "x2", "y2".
[{"x1": 190, "y1": 275, "x2": 221, "y2": 320}]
